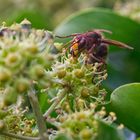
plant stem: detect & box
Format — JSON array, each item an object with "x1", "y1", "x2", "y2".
[
  {"x1": 28, "y1": 89, "x2": 48, "y2": 140},
  {"x1": 43, "y1": 89, "x2": 66, "y2": 118},
  {"x1": 0, "y1": 131, "x2": 40, "y2": 140}
]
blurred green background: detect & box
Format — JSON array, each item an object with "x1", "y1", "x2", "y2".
[
  {"x1": 0, "y1": 0, "x2": 140, "y2": 90},
  {"x1": 1, "y1": 0, "x2": 140, "y2": 30}
]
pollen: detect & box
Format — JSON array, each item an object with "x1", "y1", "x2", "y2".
[{"x1": 72, "y1": 43, "x2": 78, "y2": 55}]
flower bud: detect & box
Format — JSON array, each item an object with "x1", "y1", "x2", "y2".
[
  {"x1": 3, "y1": 87, "x2": 18, "y2": 106},
  {"x1": 5, "y1": 52, "x2": 21, "y2": 68},
  {"x1": 92, "y1": 86, "x2": 99, "y2": 95},
  {"x1": 81, "y1": 87, "x2": 90, "y2": 98},
  {"x1": 0, "y1": 67, "x2": 11, "y2": 82},
  {"x1": 57, "y1": 69, "x2": 66, "y2": 79},
  {"x1": 80, "y1": 129, "x2": 92, "y2": 139},
  {"x1": 15, "y1": 78, "x2": 30, "y2": 93},
  {"x1": 30, "y1": 65, "x2": 45, "y2": 80},
  {"x1": 76, "y1": 99, "x2": 85, "y2": 110},
  {"x1": 73, "y1": 69, "x2": 84, "y2": 78},
  {"x1": 76, "y1": 112, "x2": 86, "y2": 120},
  {"x1": 26, "y1": 44, "x2": 38, "y2": 54},
  {"x1": 62, "y1": 102, "x2": 71, "y2": 113}
]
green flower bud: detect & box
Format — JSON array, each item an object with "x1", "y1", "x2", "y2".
[
  {"x1": 0, "y1": 67, "x2": 11, "y2": 82},
  {"x1": 73, "y1": 69, "x2": 84, "y2": 78},
  {"x1": 80, "y1": 129, "x2": 92, "y2": 139},
  {"x1": 92, "y1": 86, "x2": 99, "y2": 95},
  {"x1": 26, "y1": 44, "x2": 38, "y2": 54},
  {"x1": 30, "y1": 65, "x2": 45, "y2": 80},
  {"x1": 81, "y1": 87, "x2": 90, "y2": 98},
  {"x1": 76, "y1": 99, "x2": 85, "y2": 110},
  {"x1": 62, "y1": 102, "x2": 71, "y2": 113},
  {"x1": 57, "y1": 69, "x2": 66, "y2": 79},
  {"x1": 3, "y1": 87, "x2": 18, "y2": 106},
  {"x1": 15, "y1": 78, "x2": 30, "y2": 93},
  {"x1": 76, "y1": 112, "x2": 86, "y2": 120},
  {"x1": 5, "y1": 52, "x2": 21, "y2": 68}
]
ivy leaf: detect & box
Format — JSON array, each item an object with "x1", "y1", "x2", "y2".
[
  {"x1": 6, "y1": 9, "x2": 52, "y2": 29},
  {"x1": 95, "y1": 120, "x2": 126, "y2": 140},
  {"x1": 110, "y1": 83, "x2": 140, "y2": 134}
]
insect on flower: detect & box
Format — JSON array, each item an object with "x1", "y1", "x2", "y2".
[{"x1": 56, "y1": 29, "x2": 133, "y2": 64}]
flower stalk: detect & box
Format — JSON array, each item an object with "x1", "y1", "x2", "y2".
[
  {"x1": 0, "y1": 131, "x2": 40, "y2": 140},
  {"x1": 43, "y1": 89, "x2": 66, "y2": 118},
  {"x1": 28, "y1": 89, "x2": 48, "y2": 140}
]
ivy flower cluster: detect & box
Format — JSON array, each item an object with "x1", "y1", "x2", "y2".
[
  {"x1": 0, "y1": 19, "x2": 55, "y2": 107},
  {"x1": 44, "y1": 55, "x2": 108, "y2": 113},
  {"x1": 0, "y1": 20, "x2": 117, "y2": 140}
]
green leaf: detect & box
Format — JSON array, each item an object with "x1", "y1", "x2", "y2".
[
  {"x1": 6, "y1": 9, "x2": 52, "y2": 29},
  {"x1": 54, "y1": 8, "x2": 140, "y2": 90},
  {"x1": 96, "y1": 120, "x2": 125, "y2": 140},
  {"x1": 110, "y1": 83, "x2": 140, "y2": 134},
  {"x1": 37, "y1": 89, "x2": 58, "y2": 117},
  {"x1": 37, "y1": 92, "x2": 49, "y2": 114}
]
